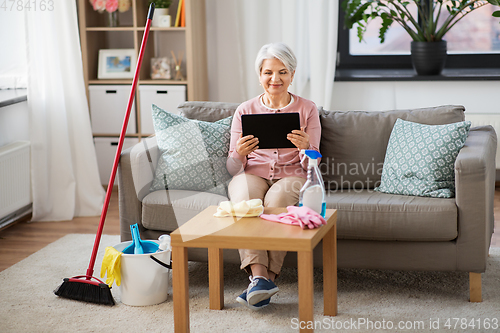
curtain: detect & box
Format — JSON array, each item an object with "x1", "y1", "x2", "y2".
[
  {"x1": 235, "y1": 0, "x2": 338, "y2": 109},
  {"x1": 25, "y1": 2, "x2": 104, "y2": 221}
]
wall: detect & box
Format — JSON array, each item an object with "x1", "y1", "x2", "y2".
[
  {"x1": 0, "y1": 6, "x2": 29, "y2": 147},
  {"x1": 331, "y1": 81, "x2": 500, "y2": 113},
  {"x1": 0, "y1": 8, "x2": 27, "y2": 89},
  {"x1": 0, "y1": 100, "x2": 30, "y2": 148}
]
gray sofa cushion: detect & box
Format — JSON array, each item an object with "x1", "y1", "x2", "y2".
[
  {"x1": 326, "y1": 190, "x2": 457, "y2": 241},
  {"x1": 178, "y1": 101, "x2": 240, "y2": 122},
  {"x1": 319, "y1": 105, "x2": 466, "y2": 190},
  {"x1": 142, "y1": 187, "x2": 458, "y2": 241},
  {"x1": 142, "y1": 189, "x2": 228, "y2": 231}
]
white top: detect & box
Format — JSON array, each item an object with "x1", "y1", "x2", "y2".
[{"x1": 260, "y1": 94, "x2": 295, "y2": 111}]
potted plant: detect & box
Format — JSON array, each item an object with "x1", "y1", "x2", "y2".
[
  {"x1": 341, "y1": 0, "x2": 500, "y2": 75},
  {"x1": 150, "y1": 0, "x2": 172, "y2": 27}
]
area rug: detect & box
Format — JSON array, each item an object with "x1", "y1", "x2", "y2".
[{"x1": 0, "y1": 234, "x2": 499, "y2": 332}]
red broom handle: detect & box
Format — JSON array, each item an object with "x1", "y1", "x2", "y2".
[{"x1": 86, "y1": 4, "x2": 155, "y2": 279}]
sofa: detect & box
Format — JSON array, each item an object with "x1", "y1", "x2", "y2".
[{"x1": 118, "y1": 102, "x2": 497, "y2": 302}]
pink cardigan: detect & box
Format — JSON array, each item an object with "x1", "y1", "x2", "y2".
[{"x1": 227, "y1": 93, "x2": 322, "y2": 180}]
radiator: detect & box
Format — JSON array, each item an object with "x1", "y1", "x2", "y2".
[
  {"x1": 465, "y1": 114, "x2": 500, "y2": 168},
  {"x1": 0, "y1": 141, "x2": 31, "y2": 220}
]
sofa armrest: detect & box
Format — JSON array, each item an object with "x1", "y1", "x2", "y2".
[
  {"x1": 117, "y1": 136, "x2": 159, "y2": 242},
  {"x1": 129, "y1": 136, "x2": 159, "y2": 201},
  {"x1": 454, "y1": 126, "x2": 497, "y2": 272}
]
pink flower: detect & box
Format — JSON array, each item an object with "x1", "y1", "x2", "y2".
[
  {"x1": 93, "y1": 0, "x2": 106, "y2": 13},
  {"x1": 105, "y1": 0, "x2": 119, "y2": 13},
  {"x1": 118, "y1": 0, "x2": 131, "y2": 13}
]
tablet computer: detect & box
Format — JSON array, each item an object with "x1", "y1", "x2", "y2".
[{"x1": 241, "y1": 112, "x2": 300, "y2": 149}]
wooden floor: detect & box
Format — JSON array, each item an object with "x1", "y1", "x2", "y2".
[
  {"x1": 0, "y1": 189, "x2": 120, "y2": 272},
  {"x1": 1, "y1": 188, "x2": 500, "y2": 272}
]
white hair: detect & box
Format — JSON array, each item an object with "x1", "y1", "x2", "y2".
[{"x1": 254, "y1": 42, "x2": 297, "y2": 75}]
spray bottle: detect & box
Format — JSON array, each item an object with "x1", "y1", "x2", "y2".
[{"x1": 298, "y1": 149, "x2": 326, "y2": 217}]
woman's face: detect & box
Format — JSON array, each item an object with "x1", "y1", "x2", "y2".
[{"x1": 259, "y1": 58, "x2": 294, "y2": 96}]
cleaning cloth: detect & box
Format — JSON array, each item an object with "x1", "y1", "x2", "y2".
[
  {"x1": 214, "y1": 199, "x2": 264, "y2": 217},
  {"x1": 260, "y1": 206, "x2": 327, "y2": 229},
  {"x1": 100, "y1": 246, "x2": 122, "y2": 287}
]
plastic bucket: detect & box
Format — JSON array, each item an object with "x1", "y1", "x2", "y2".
[{"x1": 113, "y1": 239, "x2": 171, "y2": 306}]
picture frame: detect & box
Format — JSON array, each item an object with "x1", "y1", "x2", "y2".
[{"x1": 98, "y1": 49, "x2": 137, "y2": 79}]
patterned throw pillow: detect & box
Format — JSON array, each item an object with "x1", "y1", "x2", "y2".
[
  {"x1": 375, "y1": 119, "x2": 471, "y2": 198},
  {"x1": 150, "y1": 104, "x2": 233, "y2": 196}
]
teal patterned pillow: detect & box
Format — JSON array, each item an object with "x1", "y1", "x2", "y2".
[
  {"x1": 375, "y1": 119, "x2": 471, "y2": 198},
  {"x1": 150, "y1": 104, "x2": 232, "y2": 196}
]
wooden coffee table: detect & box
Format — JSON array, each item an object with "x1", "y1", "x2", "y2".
[{"x1": 170, "y1": 206, "x2": 337, "y2": 333}]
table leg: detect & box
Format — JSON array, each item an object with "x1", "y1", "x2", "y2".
[
  {"x1": 173, "y1": 246, "x2": 189, "y2": 333},
  {"x1": 298, "y1": 250, "x2": 314, "y2": 333},
  {"x1": 323, "y1": 223, "x2": 337, "y2": 316},
  {"x1": 208, "y1": 247, "x2": 224, "y2": 310}
]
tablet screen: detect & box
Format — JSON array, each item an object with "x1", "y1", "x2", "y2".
[{"x1": 241, "y1": 112, "x2": 300, "y2": 149}]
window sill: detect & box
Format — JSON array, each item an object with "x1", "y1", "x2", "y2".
[
  {"x1": 335, "y1": 68, "x2": 500, "y2": 82},
  {"x1": 0, "y1": 89, "x2": 28, "y2": 108}
]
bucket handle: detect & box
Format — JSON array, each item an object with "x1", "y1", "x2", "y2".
[{"x1": 150, "y1": 255, "x2": 172, "y2": 269}]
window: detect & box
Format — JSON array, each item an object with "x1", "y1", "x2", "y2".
[{"x1": 337, "y1": 1, "x2": 500, "y2": 70}]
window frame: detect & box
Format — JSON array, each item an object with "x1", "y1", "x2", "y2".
[{"x1": 336, "y1": 2, "x2": 500, "y2": 70}]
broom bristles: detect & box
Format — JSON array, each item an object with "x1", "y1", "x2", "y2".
[{"x1": 54, "y1": 278, "x2": 115, "y2": 306}]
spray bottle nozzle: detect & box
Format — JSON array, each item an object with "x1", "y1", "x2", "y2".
[
  {"x1": 301, "y1": 149, "x2": 322, "y2": 168},
  {"x1": 301, "y1": 149, "x2": 322, "y2": 160}
]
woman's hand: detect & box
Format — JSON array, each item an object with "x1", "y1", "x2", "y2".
[
  {"x1": 287, "y1": 127, "x2": 310, "y2": 150},
  {"x1": 236, "y1": 134, "x2": 259, "y2": 156}
]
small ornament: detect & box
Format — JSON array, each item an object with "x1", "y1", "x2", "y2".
[{"x1": 171, "y1": 50, "x2": 185, "y2": 81}]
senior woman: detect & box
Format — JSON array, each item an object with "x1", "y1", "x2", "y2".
[{"x1": 226, "y1": 42, "x2": 322, "y2": 310}]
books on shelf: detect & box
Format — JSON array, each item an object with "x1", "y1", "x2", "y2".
[
  {"x1": 175, "y1": 0, "x2": 185, "y2": 27},
  {"x1": 180, "y1": 0, "x2": 185, "y2": 27}
]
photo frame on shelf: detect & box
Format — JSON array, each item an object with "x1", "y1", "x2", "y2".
[{"x1": 98, "y1": 49, "x2": 137, "y2": 79}]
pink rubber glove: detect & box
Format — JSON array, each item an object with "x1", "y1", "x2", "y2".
[{"x1": 260, "y1": 206, "x2": 326, "y2": 229}]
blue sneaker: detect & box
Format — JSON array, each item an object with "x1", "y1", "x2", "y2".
[
  {"x1": 246, "y1": 276, "x2": 279, "y2": 306},
  {"x1": 236, "y1": 290, "x2": 270, "y2": 310}
]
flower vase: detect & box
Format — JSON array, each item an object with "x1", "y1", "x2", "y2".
[{"x1": 107, "y1": 11, "x2": 119, "y2": 27}]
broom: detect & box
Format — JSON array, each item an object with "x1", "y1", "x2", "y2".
[{"x1": 54, "y1": 3, "x2": 155, "y2": 306}]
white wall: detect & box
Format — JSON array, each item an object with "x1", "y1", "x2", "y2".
[
  {"x1": 331, "y1": 81, "x2": 500, "y2": 113},
  {"x1": 0, "y1": 9, "x2": 27, "y2": 89},
  {"x1": 0, "y1": 7, "x2": 29, "y2": 148}
]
